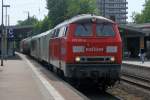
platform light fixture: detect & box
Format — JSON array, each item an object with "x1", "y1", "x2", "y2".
[
  {"x1": 1, "y1": 0, "x2": 4, "y2": 66},
  {"x1": 3, "y1": 4, "x2": 10, "y2": 58},
  {"x1": 1, "y1": 0, "x2": 10, "y2": 66}
]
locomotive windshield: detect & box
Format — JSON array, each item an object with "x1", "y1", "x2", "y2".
[
  {"x1": 75, "y1": 23, "x2": 92, "y2": 36},
  {"x1": 96, "y1": 23, "x2": 115, "y2": 36},
  {"x1": 74, "y1": 22, "x2": 115, "y2": 37}
]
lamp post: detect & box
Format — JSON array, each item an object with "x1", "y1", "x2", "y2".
[
  {"x1": 3, "y1": 5, "x2": 10, "y2": 58},
  {"x1": 1, "y1": 0, "x2": 4, "y2": 66},
  {"x1": 1, "y1": 0, "x2": 10, "y2": 66},
  {"x1": 3, "y1": 5, "x2": 10, "y2": 26}
]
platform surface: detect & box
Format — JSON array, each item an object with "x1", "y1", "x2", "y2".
[
  {"x1": 123, "y1": 60, "x2": 150, "y2": 67},
  {"x1": 0, "y1": 55, "x2": 52, "y2": 100}
]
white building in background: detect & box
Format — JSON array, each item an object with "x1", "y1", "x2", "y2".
[{"x1": 97, "y1": 0, "x2": 128, "y2": 24}]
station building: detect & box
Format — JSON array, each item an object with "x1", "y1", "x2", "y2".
[
  {"x1": 120, "y1": 23, "x2": 150, "y2": 59},
  {"x1": 0, "y1": 25, "x2": 33, "y2": 56}
]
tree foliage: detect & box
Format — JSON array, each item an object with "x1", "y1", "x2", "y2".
[
  {"x1": 67, "y1": 0, "x2": 96, "y2": 18},
  {"x1": 46, "y1": 0, "x2": 96, "y2": 27},
  {"x1": 17, "y1": 16, "x2": 38, "y2": 26},
  {"x1": 47, "y1": 0, "x2": 68, "y2": 27},
  {"x1": 33, "y1": 16, "x2": 51, "y2": 34},
  {"x1": 133, "y1": 0, "x2": 150, "y2": 23},
  {"x1": 17, "y1": 16, "x2": 51, "y2": 35},
  {"x1": 17, "y1": 0, "x2": 97, "y2": 35}
]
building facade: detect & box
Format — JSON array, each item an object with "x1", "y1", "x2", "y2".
[
  {"x1": 0, "y1": 25, "x2": 34, "y2": 56},
  {"x1": 120, "y1": 23, "x2": 150, "y2": 58},
  {"x1": 97, "y1": 0, "x2": 128, "y2": 24}
]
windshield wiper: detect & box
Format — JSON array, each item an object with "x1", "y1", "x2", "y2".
[{"x1": 81, "y1": 23, "x2": 88, "y2": 32}]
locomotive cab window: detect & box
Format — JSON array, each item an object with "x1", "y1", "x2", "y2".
[
  {"x1": 75, "y1": 23, "x2": 92, "y2": 36},
  {"x1": 51, "y1": 30, "x2": 55, "y2": 38},
  {"x1": 96, "y1": 23, "x2": 115, "y2": 36},
  {"x1": 58, "y1": 26, "x2": 68, "y2": 37},
  {"x1": 54, "y1": 29, "x2": 60, "y2": 37}
]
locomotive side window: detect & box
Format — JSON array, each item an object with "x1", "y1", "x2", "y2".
[
  {"x1": 51, "y1": 30, "x2": 55, "y2": 38},
  {"x1": 58, "y1": 26, "x2": 67, "y2": 37},
  {"x1": 75, "y1": 23, "x2": 92, "y2": 36},
  {"x1": 63, "y1": 26, "x2": 68, "y2": 36},
  {"x1": 96, "y1": 23, "x2": 115, "y2": 36},
  {"x1": 54, "y1": 29, "x2": 60, "y2": 37},
  {"x1": 58, "y1": 27, "x2": 64, "y2": 37}
]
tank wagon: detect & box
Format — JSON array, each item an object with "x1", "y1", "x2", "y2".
[
  {"x1": 20, "y1": 37, "x2": 32, "y2": 54},
  {"x1": 30, "y1": 30, "x2": 52, "y2": 62},
  {"x1": 21, "y1": 14, "x2": 122, "y2": 89}
]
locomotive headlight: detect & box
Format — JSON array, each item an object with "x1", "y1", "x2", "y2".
[
  {"x1": 110, "y1": 57, "x2": 115, "y2": 62},
  {"x1": 106, "y1": 46, "x2": 117, "y2": 53},
  {"x1": 75, "y1": 57, "x2": 80, "y2": 62}
]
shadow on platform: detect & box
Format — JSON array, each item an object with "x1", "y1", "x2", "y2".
[
  {"x1": 123, "y1": 58, "x2": 140, "y2": 61},
  {"x1": 123, "y1": 57, "x2": 150, "y2": 62}
]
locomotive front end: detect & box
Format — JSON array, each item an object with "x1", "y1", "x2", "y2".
[{"x1": 65, "y1": 16, "x2": 122, "y2": 88}]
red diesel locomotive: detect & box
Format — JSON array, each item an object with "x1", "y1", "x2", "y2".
[{"x1": 21, "y1": 14, "x2": 122, "y2": 89}]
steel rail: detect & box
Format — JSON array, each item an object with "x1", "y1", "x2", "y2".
[{"x1": 121, "y1": 73, "x2": 150, "y2": 91}]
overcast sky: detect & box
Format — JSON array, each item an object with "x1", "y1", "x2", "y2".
[{"x1": 0, "y1": 0, "x2": 146, "y2": 25}]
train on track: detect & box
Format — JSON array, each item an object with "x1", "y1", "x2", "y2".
[{"x1": 20, "y1": 14, "x2": 122, "y2": 90}]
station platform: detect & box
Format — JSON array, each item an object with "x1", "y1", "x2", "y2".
[
  {"x1": 123, "y1": 60, "x2": 150, "y2": 67},
  {"x1": 0, "y1": 54, "x2": 53, "y2": 100},
  {"x1": 0, "y1": 53, "x2": 87, "y2": 100}
]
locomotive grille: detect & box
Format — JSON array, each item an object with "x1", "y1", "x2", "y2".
[
  {"x1": 86, "y1": 58, "x2": 104, "y2": 61},
  {"x1": 80, "y1": 56, "x2": 112, "y2": 62}
]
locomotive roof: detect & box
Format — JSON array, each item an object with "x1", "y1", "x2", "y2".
[
  {"x1": 54, "y1": 14, "x2": 114, "y2": 29},
  {"x1": 23, "y1": 14, "x2": 114, "y2": 41},
  {"x1": 31, "y1": 29, "x2": 52, "y2": 40},
  {"x1": 22, "y1": 36, "x2": 32, "y2": 41}
]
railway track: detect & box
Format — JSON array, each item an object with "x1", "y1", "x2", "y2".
[
  {"x1": 26, "y1": 55, "x2": 120, "y2": 100},
  {"x1": 121, "y1": 72, "x2": 150, "y2": 91}
]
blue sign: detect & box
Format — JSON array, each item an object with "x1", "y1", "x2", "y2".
[{"x1": 8, "y1": 28, "x2": 14, "y2": 38}]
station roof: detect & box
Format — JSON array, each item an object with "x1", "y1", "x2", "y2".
[
  {"x1": 0, "y1": 25, "x2": 34, "y2": 34},
  {"x1": 10, "y1": 25, "x2": 34, "y2": 33},
  {"x1": 0, "y1": 25, "x2": 34, "y2": 39},
  {"x1": 119, "y1": 23, "x2": 150, "y2": 37},
  {"x1": 130, "y1": 23, "x2": 150, "y2": 36}
]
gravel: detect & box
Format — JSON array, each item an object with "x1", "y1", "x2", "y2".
[{"x1": 107, "y1": 82, "x2": 150, "y2": 100}]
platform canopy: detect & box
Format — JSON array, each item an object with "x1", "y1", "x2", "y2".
[{"x1": 119, "y1": 23, "x2": 150, "y2": 37}]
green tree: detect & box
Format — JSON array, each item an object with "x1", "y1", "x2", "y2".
[
  {"x1": 133, "y1": 0, "x2": 150, "y2": 23},
  {"x1": 46, "y1": 0, "x2": 96, "y2": 27},
  {"x1": 132, "y1": 12, "x2": 144, "y2": 23},
  {"x1": 40, "y1": 16, "x2": 51, "y2": 32},
  {"x1": 32, "y1": 21, "x2": 42, "y2": 35},
  {"x1": 18, "y1": 0, "x2": 97, "y2": 35},
  {"x1": 17, "y1": 16, "x2": 38, "y2": 26},
  {"x1": 67, "y1": 0, "x2": 97, "y2": 18},
  {"x1": 33, "y1": 16, "x2": 51, "y2": 34},
  {"x1": 47, "y1": 0, "x2": 68, "y2": 27}
]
